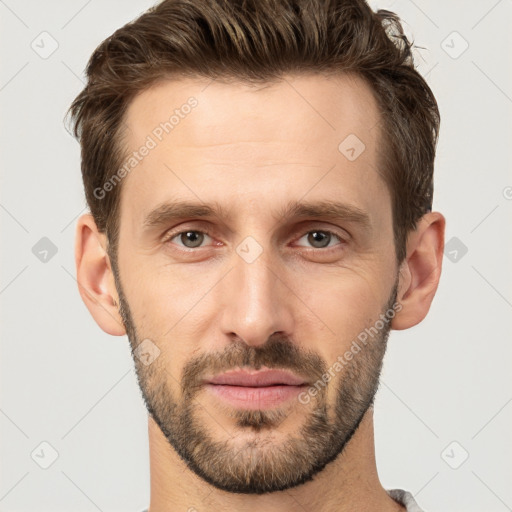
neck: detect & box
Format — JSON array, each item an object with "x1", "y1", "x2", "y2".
[{"x1": 146, "y1": 407, "x2": 405, "y2": 512}]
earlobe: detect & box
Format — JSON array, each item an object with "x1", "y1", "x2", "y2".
[
  {"x1": 391, "y1": 212, "x2": 446, "y2": 330},
  {"x1": 75, "y1": 213, "x2": 126, "y2": 336}
]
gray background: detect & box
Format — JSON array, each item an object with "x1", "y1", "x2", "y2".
[{"x1": 1, "y1": 0, "x2": 511, "y2": 511}]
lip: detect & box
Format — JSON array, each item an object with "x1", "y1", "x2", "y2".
[
  {"x1": 207, "y1": 368, "x2": 307, "y2": 387},
  {"x1": 204, "y1": 368, "x2": 308, "y2": 410}
]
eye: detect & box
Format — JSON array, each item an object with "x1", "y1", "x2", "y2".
[
  {"x1": 166, "y1": 230, "x2": 213, "y2": 249},
  {"x1": 295, "y1": 230, "x2": 344, "y2": 249},
  {"x1": 162, "y1": 227, "x2": 346, "y2": 252}
]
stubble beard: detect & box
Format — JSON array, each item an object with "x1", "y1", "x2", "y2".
[{"x1": 112, "y1": 258, "x2": 397, "y2": 494}]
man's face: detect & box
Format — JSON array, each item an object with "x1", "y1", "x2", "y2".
[{"x1": 113, "y1": 73, "x2": 399, "y2": 494}]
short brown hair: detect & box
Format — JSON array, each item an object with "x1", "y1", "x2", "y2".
[{"x1": 67, "y1": 0, "x2": 440, "y2": 264}]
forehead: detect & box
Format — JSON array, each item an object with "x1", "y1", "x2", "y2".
[
  {"x1": 123, "y1": 72, "x2": 381, "y2": 151},
  {"x1": 118, "y1": 72, "x2": 387, "y2": 233}
]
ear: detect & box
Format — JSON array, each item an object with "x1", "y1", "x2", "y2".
[
  {"x1": 391, "y1": 211, "x2": 446, "y2": 330},
  {"x1": 74, "y1": 213, "x2": 126, "y2": 336}
]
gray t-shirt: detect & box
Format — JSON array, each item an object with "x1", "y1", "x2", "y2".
[
  {"x1": 388, "y1": 489, "x2": 425, "y2": 511},
  {"x1": 140, "y1": 488, "x2": 424, "y2": 511}
]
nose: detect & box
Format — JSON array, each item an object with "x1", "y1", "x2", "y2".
[{"x1": 219, "y1": 243, "x2": 294, "y2": 347}]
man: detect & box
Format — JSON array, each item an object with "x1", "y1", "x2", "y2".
[{"x1": 68, "y1": 0, "x2": 445, "y2": 510}]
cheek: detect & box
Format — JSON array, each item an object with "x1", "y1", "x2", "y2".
[
  {"x1": 121, "y1": 256, "x2": 212, "y2": 329},
  {"x1": 118, "y1": 266, "x2": 202, "y2": 375},
  {"x1": 297, "y1": 269, "x2": 385, "y2": 356}
]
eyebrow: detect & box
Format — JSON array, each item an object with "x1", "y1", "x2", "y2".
[
  {"x1": 143, "y1": 200, "x2": 232, "y2": 230},
  {"x1": 275, "y1": 199, "x2": 371, "y2": 231},
  {"x1": 142, "y1": 198, "x2": 372, "y2": 233}
]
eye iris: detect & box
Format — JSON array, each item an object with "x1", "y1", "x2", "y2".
[
  {"x1": 308, "y1": 231, "x2": 330, "y2": 248},
  {"x1": 181, "y1": 231, "x2": 204, "y2": 248}
]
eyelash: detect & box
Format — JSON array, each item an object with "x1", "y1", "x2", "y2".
[{"x1": 162, "y1": 227, "x2": 346, "y2": 252}]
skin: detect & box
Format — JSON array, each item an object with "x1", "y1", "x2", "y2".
[{"x1": 75, "y1": 73, "x2": 445, "y2": 512}]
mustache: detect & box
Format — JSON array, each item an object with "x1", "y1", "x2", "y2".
[{"x1": 181, "y1": 335, "x2": 327, "y2": 397}]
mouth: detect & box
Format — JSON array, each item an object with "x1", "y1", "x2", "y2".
[{"x1": 203, "y1": 368, "x2": 308, "y2": 410}]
